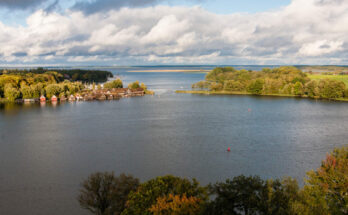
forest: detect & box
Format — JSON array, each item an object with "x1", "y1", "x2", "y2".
[
  {"x1": 0, "y1": 68, "x2": 113, "y2": 83},
  {"x1": 0, "y1": 68, "x2": 113, "y2": 101},
  {"x1": 78, "y1": 145, "x2": 348, "y2": 215},
  {"x1": 191, "y1": 66, "x2": 348, "y2": 100}
]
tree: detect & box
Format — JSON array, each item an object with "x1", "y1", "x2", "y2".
[
  {"x1": 122, "y1": 175, "x2": 208, "y2": 215},
  {"x1": 207, "y1": 175, "x2": 265, "y2": 215},
  {"x1": 20, "y1": 84, "x2": 33, "y2": 99},
  {"x1": 247, "y1": 79, "x2": 264, "y2": 95},
  {"x1": 293, "y1": 82, "x2": 304, "y2": 96},
  {"x1": 128, "y1": 81, "x2": 140, "y2": 90},
  {"x1": 318, "y1": 79, "x2": 345, "y2": 99},
  {"x1": 209, "y1": 82, "x2": 223, "y2": 91},
  {"x1": 261, "y1": 178, "x2": 299, "y2": 215},
  {"x1": 104, "y1": 79, "x2": 123, "y2": 89},
  {"x1": 31, "y1": 83, "x2": 43, "y2": 98},
  {"x1": 298, "y1": 145, "x2": 348, "y2": 215},
  {"x1": 206, "y1": 175, "x2": 299, "y2": 215},
  {"x1": 149, "y1": 194, "x2": 203, "y2": 215},
  {"x1": 4, "y1": 84, "x2": 20, "y2": 102},
  {"x1": 45, "y1": 84, "x2": 61, "y2": 99},
  {"x1": 78, "y1": 172, "x2": 139, "y2": 215}
]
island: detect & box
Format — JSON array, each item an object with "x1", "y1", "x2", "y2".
[
  {"x1": 177, "y1": 66, "x2": 348, "y2": 101},
  {"x1": 0, "y1": 68, "x2": 153, "y2": 103}
]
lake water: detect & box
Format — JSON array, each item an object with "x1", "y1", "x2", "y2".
[{"x1": 0, "y1": 66, "x2": 347, "y2": 214}]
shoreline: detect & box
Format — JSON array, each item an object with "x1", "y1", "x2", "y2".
[
  {"x1": 127, "y1": 69, "x2": 209, "y2": 73},
  {"x1": 175, "y1": 90, "x2": 348, "y2": 102}
]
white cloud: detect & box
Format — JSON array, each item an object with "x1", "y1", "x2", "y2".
[{"x1": 1, "y1": 0, "x2": 348, "y2": 65}]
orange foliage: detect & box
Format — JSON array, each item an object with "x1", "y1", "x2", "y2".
[{"x1": 149, "y1": 194, "x2": 202, "y2": 215}]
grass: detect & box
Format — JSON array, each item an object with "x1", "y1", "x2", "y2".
[{"x1": 308, "y1": 74, "x2": 348, "y2": 86}]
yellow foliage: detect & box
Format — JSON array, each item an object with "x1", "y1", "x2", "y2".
[{"x1": 149, "y1": 194, "x2": 202, "y2": 215}]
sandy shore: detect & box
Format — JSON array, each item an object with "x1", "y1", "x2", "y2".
[{"x1": 127, "y1": 69, "x2": 209, "y2": 73}]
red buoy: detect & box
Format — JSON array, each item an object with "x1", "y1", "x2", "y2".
[
  {"x1": 248, "y1": 108, "x2": 252, "y2": 112},
  {"x1": 227, "y1": 147, "x2": 231, "y2": 152}
]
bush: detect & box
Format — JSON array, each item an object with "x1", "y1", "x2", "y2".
[
  {"x1": 128, "y1": 81, "x2": 140, "y2": 90},
  {"x1": 104, "y1": 79, "x2": 123, "y2": 89}
]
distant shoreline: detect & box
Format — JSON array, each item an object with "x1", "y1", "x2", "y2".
[
  {"x1": 127, "y1": 70, "x2": 209, "y2": 73},
  {"x1": 175, "y1": 90, "x2": 348, "y2": 102}
]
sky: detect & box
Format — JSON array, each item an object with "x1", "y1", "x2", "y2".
[{"x1": 0, "y1": 0, "x2": 347, "y2": 66}]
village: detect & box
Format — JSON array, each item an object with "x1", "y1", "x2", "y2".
[{"x1": 35, "y1": 87, "x2": 146, "y2": 103}]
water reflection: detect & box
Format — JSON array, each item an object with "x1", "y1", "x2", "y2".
[{"x1": 1, "y1": 69, "x2": 348, "y2": 215}]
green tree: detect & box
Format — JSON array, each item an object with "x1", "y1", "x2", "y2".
[
  {"x1": 318, "y1": 79, "x2": 345, "y2": 99},
  {"x1": 128, "y1": 81, "x2": 140, "y2": 90},
  {"x1": 20, "y1": 84, "x2": 33, "y2": 99},
  {"x1": 31, "y1": 83, "x2": 43, "y2": 98},
  {"x1": 104, "y1": 79, "x2": 123, "y2": 89},
  {"x1": 209, "y1": 82, "x2": 223, "y2": 91},
  {"x1": 293, "y1": 82, "x2": 304, "y2": 96},
  {"x1": 207, "y1": 175, "x2": 299, "y2": 215},
  {"x1": 45, "y1": 84, "x2": 61, "y2": 99},
  {"x1": 78, "y1": 172, "x2": 139, "y2": 215},
  {"x1": 247, "y1": 79, "x2": 264, "y2": 95},
  {"x1": 4, "y1": 84, "x2": 20, "y2": 102},
  {"x1": 122, "y1": 175, "x2": 208, "y2": 215}
]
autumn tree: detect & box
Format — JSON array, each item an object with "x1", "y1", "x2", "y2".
[
  {"x1": 128, "y1": 81, "x2": 140, "y2": 89},
  {"x1": 4, "y1": 84, "x2": 20, "y2": 102},
  {"x1": 297, "y1": 145, "x2": 348, "y2": 215},
  {"x1": 104, "y1": 79, "x2": 123, "y2": 89},
  {"x1": 149, "y1": 194, "x2": 203, "y2": 215},
  {"x1": 122, "y1": 175, "x2": 208, "y2": 215}
]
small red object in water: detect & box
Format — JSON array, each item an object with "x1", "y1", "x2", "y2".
[
  {"x1": 248, "y1": 108, "x2": 252, "y2": 112},
  {"x1": 227, "y1": 147, "x2": 231, "y2": 152}
]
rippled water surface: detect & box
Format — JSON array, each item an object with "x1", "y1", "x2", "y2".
[{"x1": 0, "y1": 66, "x2": 347, "y2": 214}]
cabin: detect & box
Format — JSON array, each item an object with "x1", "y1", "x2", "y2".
[
  {"x1": 51, "y1": 95, "x2": 58, "y2": 102},
  {"x1": 40, "y1": 95, "x2": 46, "y2": 102}
]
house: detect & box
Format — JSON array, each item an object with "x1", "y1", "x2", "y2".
[
  {"x1": 51, "y1": 95, "x2": 58, "y2": 102},
  {"x1": 40, "y1": 95, "x2": 46, "y2": 102}
]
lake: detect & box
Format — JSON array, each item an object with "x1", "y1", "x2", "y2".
[{"x1": 0, "y1": 66, "x2": 347, "y2": 214}]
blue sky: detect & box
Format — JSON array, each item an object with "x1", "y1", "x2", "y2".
[
  {"x1": 166, "y1": 0, "x2": 291, "y2": 14},
  {"x1": 1, "y1": 0, "x2": 291, "y2": 26},
  {"x1": 0, "y1": 0, "x2": 347, "y2": 66}
]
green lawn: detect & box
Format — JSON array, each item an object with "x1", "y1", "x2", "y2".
[{"x1": 308, "y1": 74, "x2": 348, "y2": 86}]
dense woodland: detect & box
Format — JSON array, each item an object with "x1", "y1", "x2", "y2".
[
  {"x1": 0, "y1": 68, "x2": 113, "y2": 82},
  {"x1": 192, "y1": 66, "x2": 348, "y2": 100},
  {"x1": 0, "y1": 69, "x2": 113, "y2": 101},
  {"x1": 78, "y1": 145, "x2": 348, "y2": 215}
]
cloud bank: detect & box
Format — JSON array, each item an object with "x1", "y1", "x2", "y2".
[
  {"x1": 0, "y1": 0, "x2": 46, "y2": 9},
  {"x1": 0, "y1": 0, "x2": 348, "y2": 65}
]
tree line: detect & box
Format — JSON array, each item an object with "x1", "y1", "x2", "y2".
[
  {"x1": 78, "y1": 145, "x2": 348, "y2": 215},
  {"x1": 192, "y1": 66, "x2": 348, "y2": 100},
  {"x1": 0, "y1": 72, "x2": 84, "y2": 101},
  {"x1": 0, "y1": 68, "x2": 113, "y2": 83}
]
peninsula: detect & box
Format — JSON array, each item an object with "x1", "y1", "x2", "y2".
[{"x1": 177, "y1": 66, "x2": 348, "y2": 102}]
